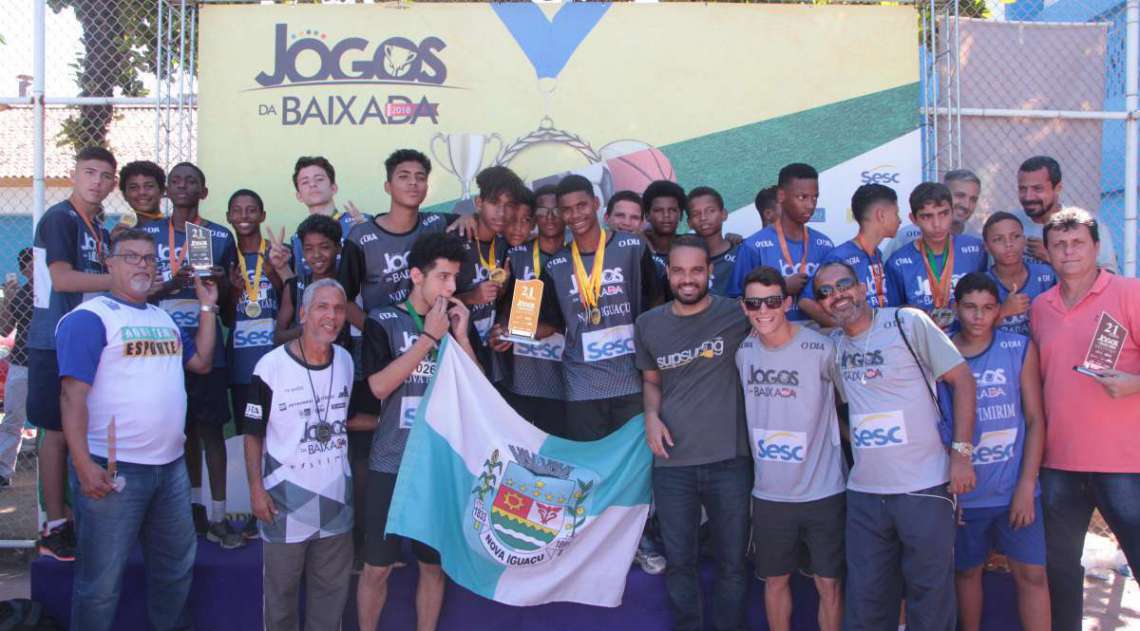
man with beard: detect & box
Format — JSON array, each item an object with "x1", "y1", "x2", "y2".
[
  {"x1": 57, "y1": 229, "x2": 218, "y2": 630},
  {"x1": 814, "y1": 261, "x2": 977, "y2": 631},
  {"x1": 634, "y1": 235, "x2": 752, "y2": 631},
  {"x1": 1010, "y1": 155, "x2": 1117, "y2": 273}
]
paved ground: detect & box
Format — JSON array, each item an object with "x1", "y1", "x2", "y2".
[{"x1": 0, "y1": 447, "x2": 1135, "y2": 627}]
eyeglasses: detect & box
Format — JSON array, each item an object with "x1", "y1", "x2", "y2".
[
  {"x1": 535, "y1": 207, "x2": 558, "y2": 217},
  {"x1": 815, "y1": 276, "x2": 857, "y2": 299},
  {"x1": 109, "y1": 252, "x2": 158, "y2": 266},
  {"x1": 742, "y1": 296, "x2": 785, "y2": 311}
]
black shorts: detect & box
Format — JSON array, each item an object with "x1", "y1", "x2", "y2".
[
  {"x1": 229, "y1": 383, "x2": 254, "y2": 435},
  {"x1": 186, "y1": 368, "x2": 231, "y2": 426},
  {"x1": 750, "y1": 493, "x2": 846, "y2": 579},
  {"x1": 364, "y1": 470, "x2": 440, "y2": 568},
  {"x1": 563, "y1": 393, "x2": 642, "y2": 441},
  {"x1": 27, "y1": 348, "x2": 62, "y2": 431},
  {"x1": 504, "y1": 391, "x2": 566, "y2": 438}
]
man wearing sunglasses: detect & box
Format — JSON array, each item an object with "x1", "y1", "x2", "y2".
[
  {"x1": 736, "y1": 265, "x2": 848, "y2": 631},
  {"x1": 813, "y1": 261, "x2": 977, "y2": 631},
  {"x1": 634, "y1": 235, "x2": 752, "y2": 631},
  {"x1": 801, "y1": 183, "x2": 901, "y2": 328}
]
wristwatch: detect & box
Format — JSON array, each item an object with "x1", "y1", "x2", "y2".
[
  {"x1": 951, "y1": 441, "x2": 974, "y2": 458},
  {"x1": 200, "y1": 304, "x2": 219, "y2": 314}
]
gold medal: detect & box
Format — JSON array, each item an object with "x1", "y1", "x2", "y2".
[
  {"x1": 237, "y1": 239, "x2": 267, "y2": 317},
  {"x1": 477, "y1": 239, "x2": 505, "y2": 285},
  {"x1": 118, "y1": 212, "x2": 137, "y2": 228},
  {"x1": 931, "y1": 307, "x2": 954, "y2": 329},
  {"x1": 571, "y1": 229, "x2": 607, "y2": 327}
]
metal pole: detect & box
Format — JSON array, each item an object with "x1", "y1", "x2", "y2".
[
  {"x1": 954, "y1": 0, "x2": 962, "y2": 170},
  {"x1": 32, "y1": 0, "x2": 47, "y2": 538},
  {"x1": 32, "y1": 0, "x2": 45, "y2": 228},
  {"x1": 1125, "y1": 0, "x2": 1139, "y2": 277},
  {"x1": 177, "y1": 0, "x2": 188, "y2": 163},
  {"x1": 186, "y1": 3, "x2": 198, "y2": 163},
  {"x1": 155, "y1": 0, "x2": 164, "y2": 163}
]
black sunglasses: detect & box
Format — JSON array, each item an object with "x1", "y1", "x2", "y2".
[
  {"x1": 815, "y1": 276, "x2": 857, "y2": 299},
  {"x1": 742, "y1": 296, "x2": 785, "y2": 311}
]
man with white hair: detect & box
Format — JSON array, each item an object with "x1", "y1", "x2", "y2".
[{"x1": 243, "y1": 278, "x2": 355, "y2": 631}]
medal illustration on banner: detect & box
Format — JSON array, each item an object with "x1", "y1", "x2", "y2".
[{"x1": 433, "y1": 3, "x2": 676, "y2": 212}]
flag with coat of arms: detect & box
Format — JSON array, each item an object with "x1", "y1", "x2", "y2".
[{"x1": 386, "y1": 335, "x2": 652, "y2": 607}]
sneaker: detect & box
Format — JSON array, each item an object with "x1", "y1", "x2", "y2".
[
  {"x1": 37, "y1": 523, "x2": 76, "y2": 562},
  {"x1": 634, "y1": 548, "x2": 666, "y2": 575},
  {"x1": 241, "y1": 515, "x2": 258, "y2": 540},
  {"x1": 206, "y1": 520, "x2": 243, "y2": 550},
  {"x1": 192, "y1": 503, "x2": 209, "y2": 536}
]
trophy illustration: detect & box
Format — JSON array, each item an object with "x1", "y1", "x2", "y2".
[{"x1": 431, "y1": 133, "x2": 504, "y2": 202}]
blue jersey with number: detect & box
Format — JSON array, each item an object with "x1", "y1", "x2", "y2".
[
  {"x1": 885, "y1": 234, "x2": 987, "y2": 317},
  {"x1": 227, "y1": 249, "x2": 279, "y2": 384},
  {"x1": 938, "y1": 330, "x2": 1035, "y2": 509},
  {"x1": 986, "y1": 263, "x2": 1056, "y2": 338},
  {"x1": 726, "y1": 225, "x2": 834, "y2": 320},
  {"x1": 803, "y1": 238, "x2": 892, "y2": 308}
]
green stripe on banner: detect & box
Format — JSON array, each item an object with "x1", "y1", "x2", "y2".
[
  {"x1": 661, "y1": 82, "x2": 920, "y2": 210},
  {"x1": 387, "y1": 337, "x2": 507, "y2": 598},
  {"x1": 537, "y1": 414, "x2": 652, "y2": 517},
  {"x1": 422, "y1": 82, "x2": 919, "y2": 216}
]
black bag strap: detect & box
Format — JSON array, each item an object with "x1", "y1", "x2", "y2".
[{"x1": 893, "y1": 307, "x2": 940, "y2": 408}]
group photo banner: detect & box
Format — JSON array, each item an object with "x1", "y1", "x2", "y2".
[{"x1": 199, "y1": 2, "x2": 921, "y2": 241}]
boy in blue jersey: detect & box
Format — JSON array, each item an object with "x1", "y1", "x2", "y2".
[
  {"x1": 939, "y1": 272, "x2": 1050, "y2": 631},
  {"x1": 685, "y1": 186, "x2": 738, "y2": 296},
  {"x1": 886, "y1": 182, "x2": 987, "y2": 330},
  {"x1": 225, "y1": 189, "x2": 285, "y2": 539},
  {"x1": 139, "y1": 162, "x2": 241, "y2": 547},
  {"x1": 727, "y1": 163, "x2": 834, "y2": 322},
  {"x1": 803, "y1": 183, "x2": 901, "y2": 328},
  {"x1": 982, "y1": 212, "x2": 1056, "y2": 338},
  {"x1": 28, "y1": 147, "x2": 117, "y2": 560}
]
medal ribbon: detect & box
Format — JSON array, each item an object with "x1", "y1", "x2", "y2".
[
  {"x1": 532, "y1": 240, "x2": 542, "y2": 278},
  {"x1": 237, "y1": 239, "x2": 267, "y2": 309},
  {"x1": 916, "y1": 237, "x2": 955, "y2": 308},
  {"x1": 477, "y1": 239, "x2": 499, "y2": 277},
  {"x1": 855, "y1": 234, "x2": 887, "y2": 307},
  {"x1": 774, "y1": 221, "x2": 809, "y2": 272},
  {"x1": 571, "y1": 228, "x2": 606, "y2": 312},
  {"x1": 77, "y1": 207, "x2": 105, "y2": 263},
  {"x1": 404, "y1": 298, "x2": 438, "y2": 360}
]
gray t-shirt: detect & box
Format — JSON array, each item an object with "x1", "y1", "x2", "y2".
[
  {"x1": 362, "y1": 307, "x2": 436, "y2": 474},
  {"x1": 538, "y1": 232, "x2": 655, "y2": 402},
  {"x1": 833, "y1": 307, "x2": 965, "y2": 494},
  {"x1": 339, "y1": 213, "x2": 453, "y2": 313},
  {"x1": 736, "y1": 326, "x2": 848, "y2": 502},
  {"x1": 634, "y1": 296, "x2": 751, "y2": 468},
  {"x1": 504, "y1": 240, "x2": 565, "y2": 400},
  {"x1": 1007, "y1": 206, "x2": 1117, "y2": 273}
]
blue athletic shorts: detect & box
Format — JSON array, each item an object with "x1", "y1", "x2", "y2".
[{"x1": 955, "y1": 497, "x2": 1045, "y2": 570}]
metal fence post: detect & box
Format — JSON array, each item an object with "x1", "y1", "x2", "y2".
[{"x1": 1125, "y1": 0, "x2": 1138, "y2": 277}]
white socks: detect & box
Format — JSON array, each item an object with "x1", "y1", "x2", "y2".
[{"x1": 211, "y1": 499, "x2": 226, "y2": 523}]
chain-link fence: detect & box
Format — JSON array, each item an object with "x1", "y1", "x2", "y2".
[
  {"x1": 921, "y1": 0, "x2": 1138, "y2": 276},
  {"x1": 0, "y1": 0, "x2": 196, "y2": 544}
]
